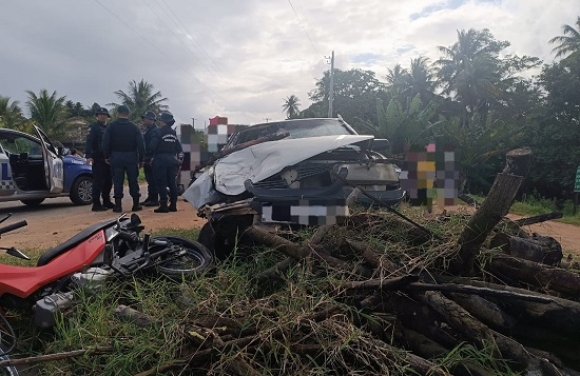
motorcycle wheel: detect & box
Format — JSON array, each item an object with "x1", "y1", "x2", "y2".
[
  {"x1": 0, "y1": 348, "x2": 19, "y2": 376},
  {"x1": 153, "y1": 236, "x2": 213, "y2": 278}
]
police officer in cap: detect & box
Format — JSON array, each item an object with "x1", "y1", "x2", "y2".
[
  {"x1": 140, "y1": 110, "x2": 160, "y2": 207},
  {"x1": 102, "y1": 105, "x2": 146, "y2": 213},
  {"x1": 84, "y1": 107, "x2": 114, "y2": 211},
  {"x1": 150, "y1": 111, "x2": 182, "y2": 213}
]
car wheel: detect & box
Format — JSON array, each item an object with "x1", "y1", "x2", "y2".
[
  {"x1": 198, "y1": 216, "x2": 253, "y2": 261},
  {"x1": 70, "y1": 176, "x2": 93, "y2": 205},
  {"x1": 21, "y1": 198, "x2": 45, "y2": 207}
]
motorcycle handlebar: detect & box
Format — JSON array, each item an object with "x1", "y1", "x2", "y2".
[
  {"x1": 117, "y1": 231, "x2": 139, "y2": 243},
  {"x1": 0, "y1": 220, "x2": 28, "y2": 236}
]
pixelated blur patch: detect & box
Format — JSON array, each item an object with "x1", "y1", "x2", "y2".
[
  {"x1": 260, "y1": 199, "x2": 349, "y2": 225},
  {"x1": 400, "y1": 143, "x2": 460, "y2": 209}
]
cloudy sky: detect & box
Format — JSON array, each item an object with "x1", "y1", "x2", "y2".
[{"x1": 0, "y1": 0, "x2": 577, "y2": 128}]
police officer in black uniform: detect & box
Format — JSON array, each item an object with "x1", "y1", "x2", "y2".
[
  {"x1": 101, "y1": 105, "x2": 146, "y2": 213},
  {"x1": 84, "y1": 107, "x2": 114, "y2": 211},
  {"x1": 150, "y1": 112, "x2": 182, "y2": 213},
  {"x1": 140, "y1": 110, "x2": 160, "y2": 207}
]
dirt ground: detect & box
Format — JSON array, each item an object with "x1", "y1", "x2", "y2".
[
  {"x1": 0, "y1": 193, "x2": 206, "y2": 251},
  {"x1": 1, "y1": 193, "x2": 580, "y2": 256}
]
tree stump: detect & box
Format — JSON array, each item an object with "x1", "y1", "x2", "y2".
[
  {"x1": 452, "y1": 148, "x2": 532, "y2": 275},
  {"x1": 502, "y1": 147, "x2": 532, "y2": 177}
]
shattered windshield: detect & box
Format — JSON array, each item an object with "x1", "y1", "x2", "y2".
[{"x1": 225, "y1": 119, "x2": 356, "y2": 149}]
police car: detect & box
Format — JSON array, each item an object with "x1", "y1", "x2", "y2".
[{"x1": 0, "y1": 126, "x2": 93, "y2": 207}]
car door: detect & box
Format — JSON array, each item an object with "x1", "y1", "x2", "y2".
[
  {"x1": 0, "y1": 135, "x2": 17, "y2": 197},
  {"x1": 34, "y1": 125, "x2": 64, "y2": 194}
]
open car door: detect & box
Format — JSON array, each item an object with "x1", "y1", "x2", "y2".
[
  {"x1": 0, "y1": 140, "x2": 17, "y2": 197},
  {"x1": 34, "y1": 125, "x2": 63, "y2": 194}
]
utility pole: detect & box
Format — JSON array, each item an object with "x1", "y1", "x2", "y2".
[
  {"x1": 327, "y1": 50, "x2": 335, "y2": 118},
  {"x1": 263, "y1": 117, "x2": 271, "y2": 123},
  {"x1": 191, "y1": 118, "x2": 196, "y2": 129}
]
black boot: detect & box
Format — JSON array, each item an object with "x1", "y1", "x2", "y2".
[
  {"x1": 102, "y1": 197, "x2": 115, "y2": 209},
  {"x1": 168, "y1": 198, "x2": 177, "y2": 212},
  {"x1": 132, "y1": 197, "x2": 143, "y2": 212},
  {"x1": 143, "y1": 197, "x2": 160, "y2": 207},
  {"x1": 91, "y1": 199, "x2": 107, "y2": 212},
  {"x1": 113, "y1": 198, "x2": 122, "y2": 213},
  {"x1": 154, "y1": 200, "x2": 169, "y2": 213}
]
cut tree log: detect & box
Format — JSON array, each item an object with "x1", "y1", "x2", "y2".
[
  {"x1": 414, "y1": 290, "x2": 570, "y2": 375},
  {"x1": 452, "y1": 148, "x2": 532, "y2": 275},
  {"x1": 487, "y1": 255, "x2": 580, "y2": 297},
  {"x1": 502, "y1": 147, "x2": 532, "y2": 177},
  {"x1": 490, "y1": 232, "x2": 563, "y2": 265}
]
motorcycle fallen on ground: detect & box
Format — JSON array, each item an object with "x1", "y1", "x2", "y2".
[{"x1": 0, "y1": 212, "x2": 213, "y2": 375}]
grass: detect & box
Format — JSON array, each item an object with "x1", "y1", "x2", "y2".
[
  {"x1": 0, "y1": 214, "x2": 525, "y2": 376},
  {"x1": 470, "y1": 194, "x2": 580, "y2": 226}
]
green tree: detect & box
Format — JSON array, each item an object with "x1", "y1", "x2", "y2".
[
  {"x1": 549, "y1": 16, "x2": 580, "y2": 60},
  {"x1": 0, "y1": 96, "x2": 25, "y2": 129},
  {"x1": 305, "y1": 68, "x2": 388, "y2": 127},
  {"x1": 282, "y1": 95, "x2": 301, "y2": 119},
  {"x1": 520, "y1": 52, "x2": 580, "y2": 199},
  {"x1": 25, "y1": 89, "x2": 71, "y2": 139},
  {"x1": 111, "y1": 79, "x2": 169, "y2": 121}
]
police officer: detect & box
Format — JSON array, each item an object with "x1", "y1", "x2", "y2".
[
  {"x1": 84, "y1": 107, "x2": 114, "y2": 212},
  {"x1": 140, "y1": 111, "x2": 160, "y2": 207},
  {"x1": 150, "y1": 111, "x2": 182, "y2": 213},
  {"x1": 101, "y1": 105, "x2": 146, "y2": 213}
]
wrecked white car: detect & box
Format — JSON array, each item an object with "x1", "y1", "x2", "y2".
[{"x1": 183, "y1": 117, "x2": 406, "y2": 259}]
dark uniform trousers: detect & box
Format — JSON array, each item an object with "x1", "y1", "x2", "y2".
[
  {"x1": 143, "y1": 162, "x2": 158, "y2": 200},
  {"x1": 92, "y1": 159, "x2": 113, "y2": 203},
  {"x1": 111, "y1": 152, "x2": 140, "y2": 199},
  {"x1": 153, "y1": 154, "x2": 180, "y2": 201}
]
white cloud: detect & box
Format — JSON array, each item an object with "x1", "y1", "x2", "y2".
[{"x1": 0, "y1": 0, "x2": 577, "y2": 128}]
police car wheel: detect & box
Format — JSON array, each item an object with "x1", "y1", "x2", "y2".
[
  {"x1": 21, "y1": 199, "x2": 45, "y2": 207},
  {"x1": 70, "y1": 176, "x2": 93, "y2": 205}
]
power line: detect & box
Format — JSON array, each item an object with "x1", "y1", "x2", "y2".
[
  {"x1": 140, "y1": 0, "x2": 216, "y2": 76},
  {"x1": 158, "y1": 0, "x2": 224, "y2": 76},
  {"x1": 286, "y1": 0, "x2": 320, "y2": 57},
  {"x1": 91, "y1": 0, "x2": 228, "y2": 105}
]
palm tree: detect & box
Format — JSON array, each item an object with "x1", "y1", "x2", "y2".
[
  {"x1": 111, "y1": 79, "x2": 169, "y2": 121},
  {"x1": 408, "y1": 56, "x2": 437, "y2": 102},
  {"x1": 385, "y1": 64, "x2": 411, "y2": 99},
  {"x1": 25, "y1": 89, "x2": 71, "y2": 139},
  {"x1": 549, "y1": 16, "x2": 580, "y2": 59},
  {"x1": 435, "y1": 29, "x2": 503, "y2": 127},
  {"x1": 0, "y1": 96, "x2": 25, "y2": 129},
  {"x1": 282, "y1": 95, "x2": 300, "y2": 119}
]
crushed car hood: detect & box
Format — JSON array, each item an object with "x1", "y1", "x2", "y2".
[{"x1": 183, "y1": 134, "x2": 374, "y2": 209}]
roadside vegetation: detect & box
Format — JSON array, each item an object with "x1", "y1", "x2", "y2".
[{"x1": 1, "y1": 219, "x2": 530, "y2": 376}]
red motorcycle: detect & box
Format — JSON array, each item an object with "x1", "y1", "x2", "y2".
[{"x1": 0, "y1": 212, "x2": 212, "y2": 375}]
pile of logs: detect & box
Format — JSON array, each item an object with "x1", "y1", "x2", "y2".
[
  {"x1": 215, "y1": 147, "x2": 579, "y2": 375},
  {"x1": 143, "y1": 146, "x2": 580, "y2": 375},
  {"x1": 31, "y1": 147, "x2": 579, "y2": 375}
]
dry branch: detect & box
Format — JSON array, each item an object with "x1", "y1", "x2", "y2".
[
  {"x1": 245, "y1": 225, "x2": 345, "y2": 268},
  {"x1": 0, "y1": 346, "x2": 114, "y2": 367},
  {"x1": 514, "y1": 212, "x2": 564, "y2": 226}
]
